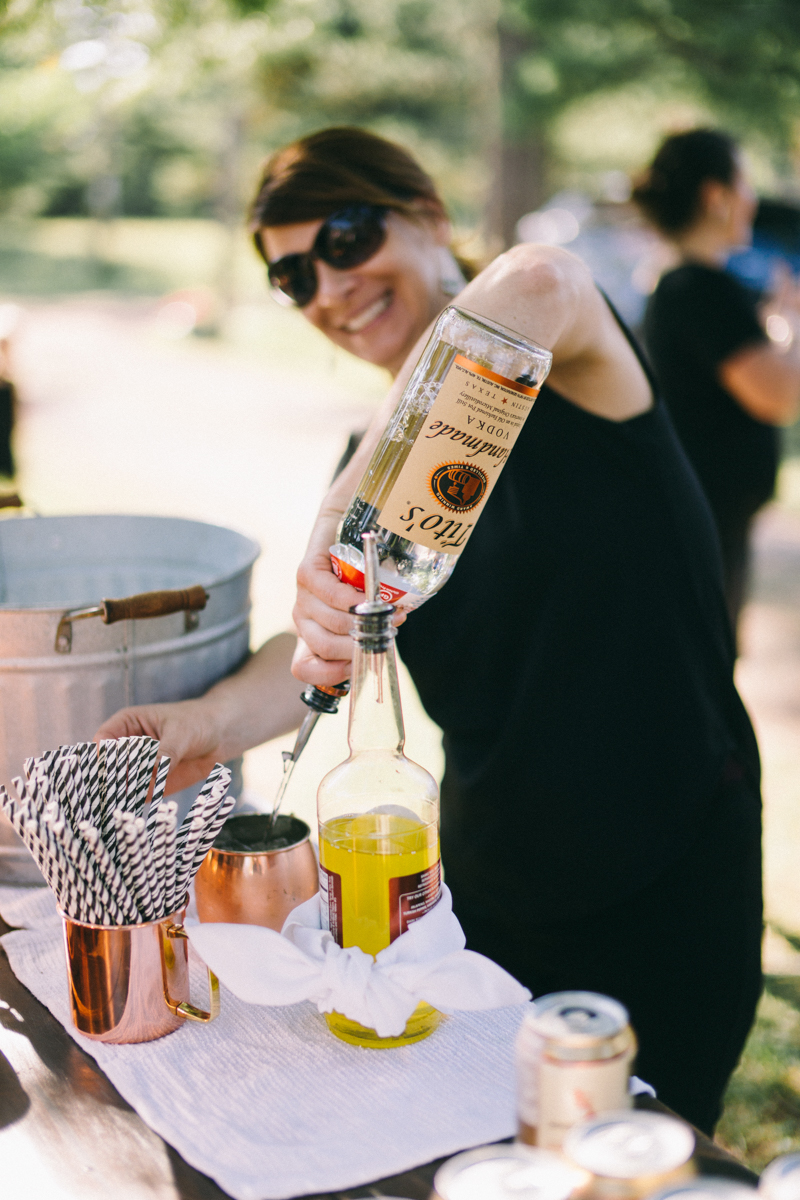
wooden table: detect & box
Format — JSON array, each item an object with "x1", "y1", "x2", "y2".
[{"x1": 0, "y1": 915, "x2": 757, "y2": 1200}]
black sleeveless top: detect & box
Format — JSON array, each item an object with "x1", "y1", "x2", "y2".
[{"x1": 396, "y1": 338, "x2": 760, "y2": 922}]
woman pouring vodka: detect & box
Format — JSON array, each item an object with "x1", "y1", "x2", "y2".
[{"x1": 99, "y1": 127, "x2": 762, "y2": 1134}]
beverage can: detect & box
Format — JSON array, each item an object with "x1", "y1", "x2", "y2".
[
  {"x1": 649, "y1": 1182, "x2": 756, "y2": 1200},
  {"x1": 760, "y1": 1155, "x2": 800, "y2": 1200},
  {"x1": 432, "y1": 1143, "x2": 589, "y2": 1200},
  {"x1": 517, "y1": 991, "x2": 636, "y2": 1149},
  {"x1": 563, "y1": 1109, "x2": 695, "y2": 1199}
]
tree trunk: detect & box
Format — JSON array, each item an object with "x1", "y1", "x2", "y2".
[{"x1": 485, "y1": 22, "x2": 549, "y2": 250}]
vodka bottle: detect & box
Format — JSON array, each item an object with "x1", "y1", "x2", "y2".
[
  {"x1": 331, "y1": 305, "x2": 552, "y2": 608},
  {"x1": 317, "y1": 585, "x2": 441, "y2": 1048}
]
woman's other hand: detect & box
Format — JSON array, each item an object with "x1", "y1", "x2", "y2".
[
  {"x1": 95, "y1": 700, "x2": 225, "y2": 795},
  {"x1": 95, "y1": 632, "x2": 308, "y2": 792}
]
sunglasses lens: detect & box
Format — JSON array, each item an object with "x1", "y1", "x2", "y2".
[
  {"x1": 318, "y1": 206, "x2": 386, "y2": 269},
  {"x1": 268, "y1": 255, "x2": 318, "y2": 308},
  {"x1": 265, "y1": 207, "x2": 387, "y2": 307}
]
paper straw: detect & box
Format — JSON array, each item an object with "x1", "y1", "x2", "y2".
[
  {"x1": 148, "y1": 801, "x2": 177, "y2": 919},
  {"x1": 116, "y1": 812, "x2": 154, "y2": 918},
  {"x1": 101, "y1": 739, "x2": 119, "y2": 813},
  {"x1": 151, "y1": 753, "x2": 171, "y2": 806},
  {"x1": 174, "y1": 815, "x2": 205, "y2": 906},
  {"x1": 160, "y1": 804, "x2": 180, "y2": 915},
  {"x1": 34, "y1": 813, "x2": 91, "y2": 920},
  {"x1": 45, "y1": 811, "x2": 120, "y2": 924},
  {"x1": 55, "y1": 755, "x2": 83, "y2": 828},
  {"x1": 175, "y1": 764, "x2": 231, "y2": 847},
  {"x1": 134, "y1": 816, "x2": 160, "y2": 921},
  {"x1": 188, "y1": 791, "x2": 236, "y2": 882},
  {"x1": 136, "y1": 738, "x2": 159, "y2": 811},
  {"x1": 115, "y1": 737, "x2": 131, "y2": 808},
  {"x1": 79, "y1": 822, "x2": 140, "y2": 923},
  {"x1": 79, "y1": 741, "x2": 103, "y2": 828},
  {"x1": 124, "y1": 737, "x2": 144, "y2": 812},
  {"x1": 8, "y1": 743, "x2": 232, "y2": 926}
]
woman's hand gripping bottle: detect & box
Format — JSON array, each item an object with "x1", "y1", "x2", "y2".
[
  {"x1": 332, "y1": 306, "x2": 552, "y2": 608},
  {"x1": 317, "y1": 538, "x2": 441, "y2": 1047}
]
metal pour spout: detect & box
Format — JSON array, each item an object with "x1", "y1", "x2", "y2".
[{"x1": 267, "y1": 533, "x2": 379, "y2": 827}]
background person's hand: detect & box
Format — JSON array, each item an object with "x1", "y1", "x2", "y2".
[{"x1": 95, "y1": 699, "x2": 225, "y2": 794}]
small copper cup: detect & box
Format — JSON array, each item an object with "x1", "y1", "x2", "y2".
[
  {"x1": 61, "y1": 901, "x2": 220, "y2": 1044},
  {"x1": 194, "y1": 814, "x2": 318, "y2": 930}
]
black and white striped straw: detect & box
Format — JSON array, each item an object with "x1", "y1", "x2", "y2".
[{"x1": 11, "y1": 740, "x2": 234, "y2": 927}]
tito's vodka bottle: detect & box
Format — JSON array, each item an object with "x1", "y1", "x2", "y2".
[
  {"x1": 317, "y1": 593, "x2": 441, "y2": 1047},
  {"x1": 331, "y1": 306, "x2": 552, "y2": 608}
]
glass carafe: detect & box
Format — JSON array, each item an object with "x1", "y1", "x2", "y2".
[{"x1": 317, "y1": 595, "x2": 441, "y2": 1048}]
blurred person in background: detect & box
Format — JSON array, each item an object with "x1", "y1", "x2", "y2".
[
  {"x1": 99, "y1": 127, "x2": 762, "y2": 1134},
  {"x1": 0, "y1": 304, "x2": 21, "y2": 482},
  {"x1": 634, "y1": 129, "x2": 800, "y2": 630}
]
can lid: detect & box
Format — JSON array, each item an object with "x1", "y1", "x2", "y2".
[
  {"x1": 563, "y1": 1110, "x2": 695, "y2": 1179},
  {"x1": 523, "y1": 991, "x2": 630, "y2": 1054},
  {"x1": 649, "y1": 1182, "x2": 756, "y2": 1200},
  {"x1": 433, "y1": 1143, "x2": 588, "y2": 1200},
  {"x1": 760, "y1": 1154, "x2": 800, "y2": 1200}
]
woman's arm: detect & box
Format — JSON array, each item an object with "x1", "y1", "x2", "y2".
[
  {"x1": 292, "y1": 244, "x2": 651, "y2": 686},
  {"x1": 95, "y1": 632, "x2": 307, "y2": 794},
  {"x1": 719, "y1": 340, "x2": 800, "y2": 424}
]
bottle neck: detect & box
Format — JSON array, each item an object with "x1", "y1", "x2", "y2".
[{"x1": 347, "y1": 638, "x2": 406, "y2": 755}]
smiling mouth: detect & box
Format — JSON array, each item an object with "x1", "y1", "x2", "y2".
[{"x1": 342, "y1": 291, "x2": 392, "y2": 334}]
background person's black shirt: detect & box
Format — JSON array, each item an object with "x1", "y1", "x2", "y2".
[
  {"x1": 644, "y1": 263, "x2": 777, "y2": 532},
  {"x1": 396, "y1": 370, "x2": 760, "y2": 925}
]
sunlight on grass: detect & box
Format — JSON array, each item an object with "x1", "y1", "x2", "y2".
[{"x1": 717, "y1": 985, "x2": 800, "y2": 1170}]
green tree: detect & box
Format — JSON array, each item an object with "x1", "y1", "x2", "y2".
[{"x1": 492, "y1": 0, "x2": 800, "y2": 245}]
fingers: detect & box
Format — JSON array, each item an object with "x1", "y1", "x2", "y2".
[
  {"x1": 296, "y1": 554, "x2": 361, "y2": 616},
  {"x1": 95, "y1": 708, "x2": 160, "y2": 742},
  {"x1": 162, "y1": 754, "x2": 221, "y2": 797},
  {"x1": 291, "y1": 637, "x2": 351, "y2": 687}
]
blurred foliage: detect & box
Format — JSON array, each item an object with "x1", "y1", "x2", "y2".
[
  {"x1": 0, "y1": 0, "x2": 494, "y2": 226},
  {"x1": 0, "y1": 0, "x2": 799, "y2": 237},
  {"x1": 506, "y1": 0, "x2": 800, "y2": 170}
]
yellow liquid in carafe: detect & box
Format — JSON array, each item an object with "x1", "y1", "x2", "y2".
[{"x1": 319, "y1": 811, "x2": 442, "y2": 1047}]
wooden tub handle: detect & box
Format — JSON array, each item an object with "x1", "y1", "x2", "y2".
[
  {"x1": 101, "y1": 586, "x2": 208, "y2": 625},
  {"x1": 56, "y1": 586, "x2": 209, "y2": 653}
]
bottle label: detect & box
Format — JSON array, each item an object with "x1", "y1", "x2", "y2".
[
  {"x1": 329, "y1": 552, "x2": 410, "y2": 604},
  {"x1": 319, "y1": 864, "x2": 343, "y2": 947},
  {"x1": 378, "y1": 354, "x2": 539, "y2": 554},
  {"x1": 388, "y1": 859, "x2": 441, "y2": 942}
]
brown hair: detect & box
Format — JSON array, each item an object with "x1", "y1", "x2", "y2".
[
  {"x1": 632, "y1": 129, "x2": 739, "y2": 235},
  {"x1": 250, "y1": 126, "x2": 476, "y2": 278}
]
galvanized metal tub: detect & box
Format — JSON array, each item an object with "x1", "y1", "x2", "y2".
[{"x1": 0, "y1": 514, "x2": 259, "y2": 882}]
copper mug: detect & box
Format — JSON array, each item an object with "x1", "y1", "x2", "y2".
[
  {"x1": 61, "y1": 900, "x2": 219, "y2": 1044},
  {"x1": 194, "y1": 814, "x2": 318, "y2": 930}
]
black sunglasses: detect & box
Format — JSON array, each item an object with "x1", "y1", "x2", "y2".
[{"x1": 266, "y1": 204, "x2": 388, "y2": 308}]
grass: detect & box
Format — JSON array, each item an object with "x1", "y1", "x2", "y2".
[{"x1": 717, "y1": 982, "x2": 800, "y2": 1170}]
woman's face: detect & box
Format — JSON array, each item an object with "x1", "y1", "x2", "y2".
[
  {"x1": 701, "y1": 163, "x2": 757, "y2": 250},
  {"x1": 728, "y1": 168, "x2": 758, "y2": 247},
  {"x1": 260, "y1": 209, "x2": 451, "y2": 376}
]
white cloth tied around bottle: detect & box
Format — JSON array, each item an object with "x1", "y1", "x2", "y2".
[{"x1": 187, "y1": 884, "x2": 531, "y2": 1038}]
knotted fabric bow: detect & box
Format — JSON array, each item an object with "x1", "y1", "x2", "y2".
[{"x1": 188, "y1": 885, "x2": 531, "y2": 1038}]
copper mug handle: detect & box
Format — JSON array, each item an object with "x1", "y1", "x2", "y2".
[{"x1": 163, "y1": 923, "x2": 220, "y2": 1023}]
